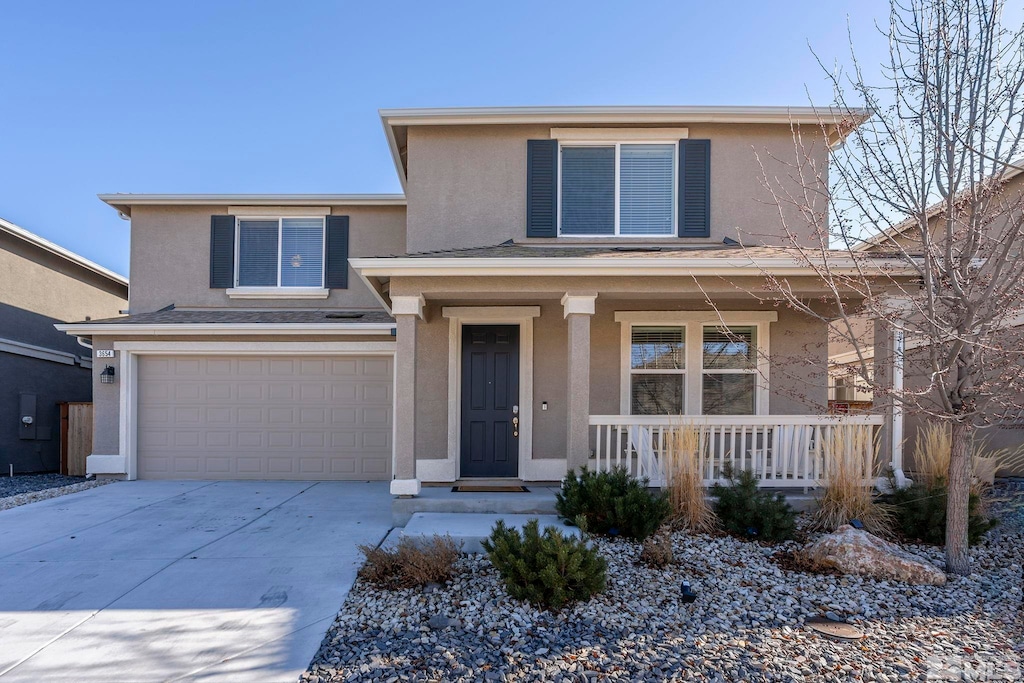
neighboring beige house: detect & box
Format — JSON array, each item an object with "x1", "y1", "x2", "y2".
[
  {"x1": 831, "y1": 165, "x2": 1024, "y2": 474},
  {"x1": 1, "y1": 218, "x2": 128, "y2": 473},
  {"x1": 60, "y1": 106, "x2": 912, "y2": 494}
]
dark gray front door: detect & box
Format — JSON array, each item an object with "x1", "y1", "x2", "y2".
[{"x1": 460, "y1": 325, "x2": 520, "y2": 478}]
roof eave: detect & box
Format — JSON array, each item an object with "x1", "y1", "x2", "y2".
[
  {"x1": 379, "y1": 104, "x2": 871, "y2": 190},
  {"x1": 0, "y1": 217, "x2": 128, "y2": 288},
  {"x1": 98, "y1": 194, "x2": 408, "y2": 217},
  {"x1": 349, "y1": 255, "x2": 917, "y2": 278},
  {"x1": 55, "y1": 322, "x2": 398, "y2": 336}
]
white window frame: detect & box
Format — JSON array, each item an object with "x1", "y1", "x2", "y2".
[
  {"x1": 556, "y1": 141, "x2": 678, "y2": 238},
  {"x1": 627, "y1": 325, "x2": 687, "y2": 415},
  {"x1": 700, "y1": 325, "x2": 760, "y2": 416},
  {"x1": 230, "y1": 216, "x2": 328, "y2": 297},
  {"x1": 615, "y1": 311, "x2": 776, "y2": 416}
]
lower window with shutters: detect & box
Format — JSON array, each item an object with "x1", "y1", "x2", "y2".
[{"x1": 228, "y1": 217, "x2": 329, "y2": 298}]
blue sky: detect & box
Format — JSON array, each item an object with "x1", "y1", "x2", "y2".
[{"x1": 1, "y1": 0, "x2": 900, "y2": 276}]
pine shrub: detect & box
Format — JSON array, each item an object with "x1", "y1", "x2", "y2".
[
  {"x1": 889, "y1": 481, "x2": 997, "y2": 546},
  {"x1": 710, "y1": 466, "x2": 796, "y2": 542},
  {"x1": 555, "y1": 467, "x2": 670, "y2": 541},
  {"x1": 482, "y1": 519, "x2": 607, "y2": 610}
]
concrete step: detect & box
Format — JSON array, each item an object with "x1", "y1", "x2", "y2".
[
  {"x1": 391, "y1": 486, "x2": 560, "y2": 526},
  {"x1": 395, "y1": 512, "x2": 580, "y2": 554}
]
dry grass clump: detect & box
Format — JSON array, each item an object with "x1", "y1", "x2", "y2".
[
  {"x1": 809, "y1": 422, "x2": 894, "y2": 537},
  {"x1": 638, "y1": 533, "x2": 674, "y2": 568},
  {"x1": 663, "y1": 423, "x2": 717, "y2": 534},
  {"x1": 358, "y1": 534, "x2": 461, "y2": 589},
  {"x1": 911, "y1": 421, "x2": 1024, "y2": 490}
]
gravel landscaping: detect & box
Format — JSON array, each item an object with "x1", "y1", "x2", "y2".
[
  {"x1": 0, "y1": 474, "x2": 111, "y2": 511},
  {"x1": 303, "y1": 485, "x2": 1023, "y2": 682}
]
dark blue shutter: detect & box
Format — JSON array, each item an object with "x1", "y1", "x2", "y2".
[
  {"x1": 209, "y1": 215, "x2": 236, "y2": 288},
  {"x1": 678, "y1": 139, "x2": 711, "y2": 238},
  {"x1": 325, "y1": 215, "x2": 350, "y2": 289},
  {"x1": 526, "y1": 139, "x2": 558, "y2": 237}
]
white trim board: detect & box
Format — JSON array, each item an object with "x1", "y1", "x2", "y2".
[
  {"x1": 350, "y1": 256, "x2": 917, "y2": 278},
  {"x1": 57, "y1": 323, "x2": 396, "y2": 336},
  {"x1": 438, "y1": 307, "x2": 543, "y2": 482}
]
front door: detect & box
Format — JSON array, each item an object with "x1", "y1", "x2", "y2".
[{"x1": 460, "y1": 325, "x2": 520, "y2": 478}]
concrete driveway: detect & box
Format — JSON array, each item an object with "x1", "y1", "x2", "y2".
[{"x1": 0, "y1": 480, "x2": 392, "y2": 682}]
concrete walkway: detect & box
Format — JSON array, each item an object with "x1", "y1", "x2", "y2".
[{"x1": 0, "y1": 480, "x2": 392, "y2": 682}]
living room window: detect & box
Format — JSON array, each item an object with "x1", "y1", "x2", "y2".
[
  {"x1": 629, "y1": 326, "x2": 686, "y2": 414},
  {"x1": 701, "y1": 326, "x2": 757, "y2": 415},
  {"x1": 236, "y1": 217, "x2": 325, "y2": 288},
  {"x1": 559, "y1": 142, "x2": 676, "y2": 236},
  {"x1": 617, "y1": 313, "x2": 774, "y2": 416}
]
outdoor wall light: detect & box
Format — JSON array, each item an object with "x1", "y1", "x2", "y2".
[{"x1": 100, "y1": 365, "x2": 116, "y2": 384}]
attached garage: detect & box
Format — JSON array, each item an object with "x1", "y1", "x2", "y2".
[{"x1": 136, "y1": 354, "x2": 393, "y2": 480}]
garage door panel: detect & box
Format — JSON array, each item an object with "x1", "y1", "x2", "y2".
[{"x1": 137, "y1": 355, "x2": 393, "y2": 481}]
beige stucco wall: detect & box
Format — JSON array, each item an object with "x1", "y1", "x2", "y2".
[
  {"x1": 409, "y1": 295, "x2": 830, "y2": 466},
  {"x1": 127, "y1": 204, "x2": 406, "y2": 313},
  {"x1": 404, "y1": 123, "x2": 829, "y2": 253},
  {"x1": 0, "y1": 232, "x2": 127, "y2": 326}
]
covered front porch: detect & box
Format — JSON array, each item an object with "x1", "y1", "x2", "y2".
[{"x1": 349, "y1": 244, "x2": 905, "y2": 497}]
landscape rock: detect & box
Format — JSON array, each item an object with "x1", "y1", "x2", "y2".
[{"x1": 802, "y1": 525, "x2": 947, "y2": 585}]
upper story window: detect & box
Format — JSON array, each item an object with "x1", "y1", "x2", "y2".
[
  {"x1": 559, "y1": 143, "x2": 676, "y2": 237},
  {"x1": 236, "y1": 218, "x2": 325, "y2": 288}
]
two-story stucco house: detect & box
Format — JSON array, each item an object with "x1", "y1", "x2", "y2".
[
  {"x1": 1, "y1": 218, "x2": 128, "y2": 474},
  {"x1": 60, "y1": 106, "x2": 911, "y2": 495}
]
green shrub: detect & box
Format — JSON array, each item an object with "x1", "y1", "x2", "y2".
[
  {"x1": 710, "y1": 466, "x2": 796, "y2": 542},
  {"x1": 889, "y1": 481, "x2": 997, "y2": 546},
  {"x1": 555, "y1": 467, "x2": 670, "y2": 541},
  {"x1": 482, "y1": 519, "x2": 607, "y2": 611}
]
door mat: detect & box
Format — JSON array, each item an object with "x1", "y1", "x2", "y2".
[{"x1": 452, "y1": 485, "x2": 530, "y2": 493}]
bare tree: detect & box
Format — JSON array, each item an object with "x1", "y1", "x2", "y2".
[{"x1": 756, "y1": 0, "x2": 1024, "y2": 574}]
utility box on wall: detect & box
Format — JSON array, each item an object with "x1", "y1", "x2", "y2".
[{"x1": 18, "y1": 392, "x2": 37, "y2": 440}]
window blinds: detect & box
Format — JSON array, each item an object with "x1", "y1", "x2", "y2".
[
  {"x1": 560, "y1": 146, "x2": 615, "y2": 235},
  {"x1": 237, "y1": 220, "x2": 279, "y2": 286},
  {"x1": 619, "y1": 144, "x2": 674, "y2": 235}
]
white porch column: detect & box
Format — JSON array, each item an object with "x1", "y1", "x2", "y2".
[
  {"x1": 873, "y1": 314, "x2": 908, "y2": 488},
  {"x1": 391, "y1": 296, "x2": 425, "y2": 496},
  {"x1": 563, "y1": 293, "x2": 597, "y2": 473}
]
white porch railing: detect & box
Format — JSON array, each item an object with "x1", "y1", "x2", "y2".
[{"x1": 588, "y1": 414, "x2": 884, "y2": 488}]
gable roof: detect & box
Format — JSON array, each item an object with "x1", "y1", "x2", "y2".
[
  {"x1": 380, "y1": 105, "x2": 872, "y2": 189},
  {"x1": 0, "y1": 217, "x2": 128, "y2": 290},
  {"x1": 855, "y1": 158, "x2": 1024, "y2": 252}
]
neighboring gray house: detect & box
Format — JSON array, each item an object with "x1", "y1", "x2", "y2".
[
  {"x1": 59, "y1": 106, "x2": 912, "y2": 493},
  {"x1": 0, "y1": 218, "x2": 128, "y2": 473}
]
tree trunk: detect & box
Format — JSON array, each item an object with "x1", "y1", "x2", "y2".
[{"x1": 945, "y1": 421, "x2": 973, "y2": 575}]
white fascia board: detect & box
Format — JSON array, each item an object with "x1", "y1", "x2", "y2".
[
  {"x1": 0, "y1": 218, "x2": 129, "y2": 287},
  {"x1": 54, "y1": 323, "x2": 397, "y2": 336},
  {"x1": 99, "y1": 194, "x2": 407, "y2": 216},
  {"x1": 349, "y1": 256, "x2": 916, "y2": 278},
  {"x1": 379, "y1": 105, "x2": 870, "y2": 127}
]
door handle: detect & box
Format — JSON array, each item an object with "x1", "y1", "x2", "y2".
[{"x1": 512, "y1": 415, "x2": 519, "y2": 437}]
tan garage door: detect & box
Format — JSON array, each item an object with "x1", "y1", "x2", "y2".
[{"x1": 137, "y1": 355, "x2": 393, "y2": 480}]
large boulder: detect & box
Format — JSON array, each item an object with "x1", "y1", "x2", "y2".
[{"x1": 803, "y1": 525, "x2": 947, "y2": 586}]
